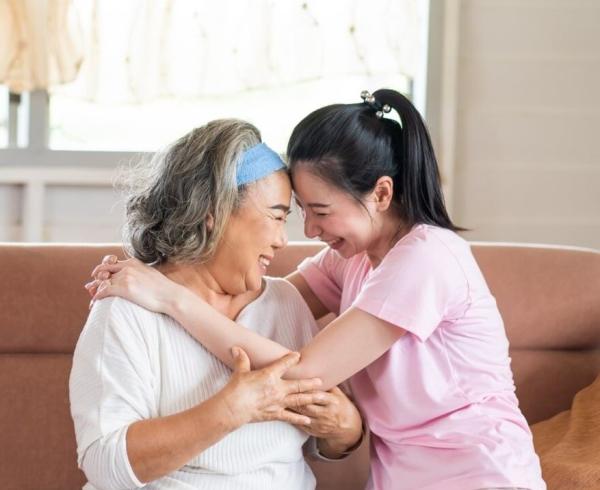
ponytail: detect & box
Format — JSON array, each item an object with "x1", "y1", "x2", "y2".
[{"x1": 373, "y1": 89, "x2": 461, "y2": 231}]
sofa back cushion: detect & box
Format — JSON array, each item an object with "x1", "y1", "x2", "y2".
[
  {"x1": 0, "y1": 244, "x2": 127, "y2": 354},
  {"x1": 0, "y1": 244, "x2": 125, "y2": 489},
  {"x1": 472, "y1": 243, "x2": 600, "y2": 424}
]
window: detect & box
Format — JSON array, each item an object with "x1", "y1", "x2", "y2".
[
  {"x1": 47, "y1": 0, "x2": 428, "y2": 153},
  {"x1": 0, "y1": 85, "x2": 7, "y2": 147}
]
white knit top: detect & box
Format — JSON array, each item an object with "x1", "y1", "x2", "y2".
[{"x1": 69, "y1": 277, "x2": 319, "y2": 490}]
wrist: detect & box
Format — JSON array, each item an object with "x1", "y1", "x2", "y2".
[
  {"x1": 166, "y1": 285, "x2": 194, "y2": 320},
  {"x1": 319, "y1": 421, "x2": 364, "y2": 458},
  {"x1": 189, "y1": 389, "x2": 244, "y2": 438},
  {"x1": 216, "y1": 384, "x2": 250, "y2": 429},
  {"x1": 320, "y1": 434, "x2": 359, "y2": 456}
]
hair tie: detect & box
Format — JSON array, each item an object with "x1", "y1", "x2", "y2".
[{"x1": 360, "y1": 90, "x2": 391, "y2": 119}]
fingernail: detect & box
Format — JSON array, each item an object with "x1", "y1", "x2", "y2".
[
  {"x1": 84, "y1": 282, "x2": 94, "y2": 289},
  {"x1": 230, "y1": 347, "x2": 239, "y2": 359}
]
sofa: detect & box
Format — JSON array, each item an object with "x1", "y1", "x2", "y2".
[{"x1": 1, "y1": 241, "x2": 599, "y2": 490}]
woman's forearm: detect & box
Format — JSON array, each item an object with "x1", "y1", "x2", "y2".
[
  {"x1": 169, "y1": 287, "x2": 293, "y2": 370},
  {"x1": 127, "y1": 388, "x2": 241, "y2": 483},
  {"x1": 168, "y1": 288, "x2": 404, "y2": 391}
]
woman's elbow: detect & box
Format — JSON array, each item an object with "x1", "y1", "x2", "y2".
[{"x1": 80, "y1": 433, "x2": 144, "y2": 490}]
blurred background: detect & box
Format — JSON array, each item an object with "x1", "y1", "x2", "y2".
[{"x1": 0, "y1": 0, "x2": 598, "y2": 248}]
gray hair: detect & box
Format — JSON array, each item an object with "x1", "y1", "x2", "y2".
[{"x1": 121, "y1": 119, "x2": 262, "y2": 264}]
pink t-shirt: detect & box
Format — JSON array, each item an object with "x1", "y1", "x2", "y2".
[{"x1": 298, "y1": 224, "x2": 545, "y2": 490}]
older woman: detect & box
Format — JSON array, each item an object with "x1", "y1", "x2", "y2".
[{"x1": 69, "y1": 119, "x2": 363, "y2": 490}]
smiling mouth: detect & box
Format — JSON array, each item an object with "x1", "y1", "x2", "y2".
[
  {"x1": 258, "y1": 255, "x2": 271, "y2": 270},
  {"x1": 323, "y1": 238, "x2": 343, "y2": 248}
]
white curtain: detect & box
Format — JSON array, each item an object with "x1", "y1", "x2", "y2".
[
  {"x1": 52, "y1": 0, "x2": 423, "y2": 102},
  {"x1": 0, "y1": 0, "x2": 83, "y2": 92}
]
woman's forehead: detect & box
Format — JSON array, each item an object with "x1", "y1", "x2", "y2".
[
  {"x1": 292, "y1": 168, "x2": 336, "y2": 198},
  {"x1": 244, "y1": 171, "x2": 292, "y2": 205}
]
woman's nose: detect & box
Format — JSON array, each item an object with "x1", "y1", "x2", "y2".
[
  {"x1": 304, "y1": 216, "x2": 321, "y2": 239},
  {"x1": 273, "y1": 226, "x2": 288, "y2": 249}
]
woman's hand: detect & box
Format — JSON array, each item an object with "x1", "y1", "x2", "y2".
[
  {"x1": 220, "y1": 347, "x2": 323, "y2": 427},
  {"x1": 85, "y1": 255, "x2": 183, "y2": 313},
  {"x1": 289, "y1": 386, "x2": 363, "y2": 457}
]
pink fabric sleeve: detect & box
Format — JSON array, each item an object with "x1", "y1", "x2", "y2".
[
  {"x1": 297, "y1": 246, "x2": 347, "y2": 315},
  {"x1": 353, "y1": 235, "x2": 470, "y2": 342}
]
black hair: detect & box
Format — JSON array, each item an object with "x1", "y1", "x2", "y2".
[{"x1": 286, "y1": 88, "x2": 463, "y2": 231}]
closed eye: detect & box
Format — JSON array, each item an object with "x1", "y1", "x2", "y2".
[{"x1": 273, "y1": 211, "x2": 291, "y2": 222}]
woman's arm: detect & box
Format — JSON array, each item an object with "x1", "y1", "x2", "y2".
[
  {"x1": 126, "y1": 353, "x2": 364, "y2": 478},
  {"x1": 125, "y1": 348, "x2": 316, "y2": 483},
  {"x1": 124, "y1": 388, "x2": 237, "y2": 483},
  {"x1": 167, "y1": 288, "x2": 404, "y2": 389},
  {"x1": 91, "y1": 259, "x2": 404, "y2": 390}
]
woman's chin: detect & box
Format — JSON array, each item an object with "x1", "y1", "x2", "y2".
[
  {"x1": 333, "y1": 242, "x2": 354, "y2": 259},
  {"x1": 246, "y1": 271, "x2": 264, "y2": 292}
]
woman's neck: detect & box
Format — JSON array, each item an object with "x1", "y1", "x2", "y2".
[
  {"x1": 366, "y1": 212, "x2": 411, "y2": 268},
  {"x1": 157, "y1": 261, "x2": 260, "y2": 319}
]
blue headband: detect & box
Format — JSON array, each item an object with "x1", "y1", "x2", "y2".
[{"x1": 236, "y1": 142, "x2": 286, "y2": 187}]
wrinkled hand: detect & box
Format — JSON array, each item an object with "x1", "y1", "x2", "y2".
[
  {"x1": 287, "y1": 386, "x2": 363, "y2": 453},
  {"x1": 221, "y1": 347, "x2": 323, "y2": 427},
  {"x1": 85, "y1": 254, "x2": 182, "y2": 313}
]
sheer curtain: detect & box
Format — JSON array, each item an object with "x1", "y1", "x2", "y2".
[
  {"x1": 52, "y1": 0, "x2": 423, "y2": 103},
  {"x1": 0, "y1": 0, "x2": 427, "y2": 151},
  {"x1": 0, "y1": 0, "x2": 82, "y2": 92}
]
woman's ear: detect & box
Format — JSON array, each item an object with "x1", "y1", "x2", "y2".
[
  {"x1": 372, "y1": 176, "x2": 394, "y2": 212},
  {"x1": 206, "y1": 213, "x2": 214, "y2": 232}
]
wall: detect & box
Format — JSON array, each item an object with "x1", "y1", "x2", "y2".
[{"x1": 452, "y1": 0, "x2": 600, "y2": 249}]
